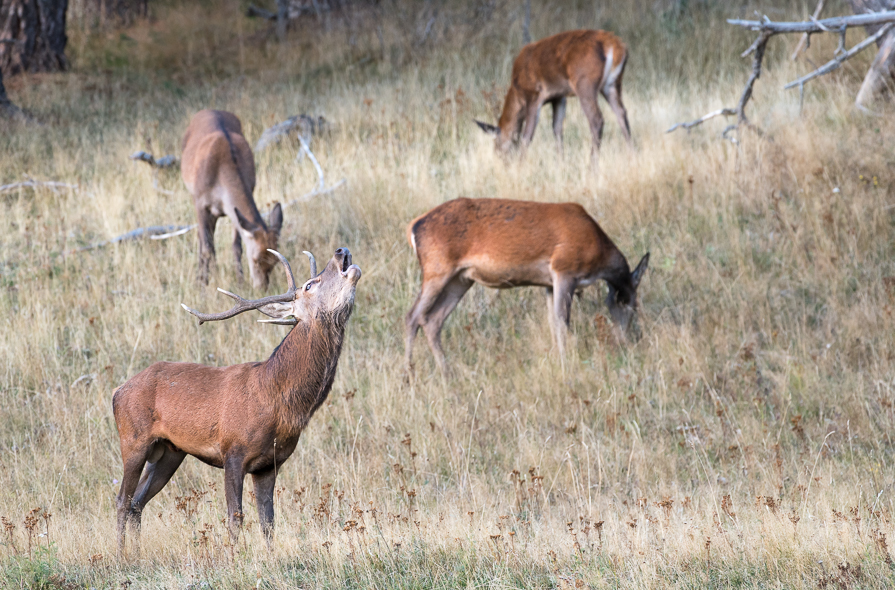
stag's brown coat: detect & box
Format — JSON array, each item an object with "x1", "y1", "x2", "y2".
[
  {"x1": 113, "y1": 249, "x2": 361, "y2": 557},
  {"x1": 405, "y1": 198, "x2": 648, "y2": 374},
  {"x1": 182, "y1": 109, "x2": 283, "y2": 289},
  {"x1": 476, "y1": 30, "x2": 632, "y2": 162}
]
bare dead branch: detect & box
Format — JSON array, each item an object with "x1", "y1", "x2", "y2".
[
  {"x1": 729, "y1": 11, "x2": 895, "y2": 34},
  {"x1": 791, "y1": 0, "x2": 825, "y2": 59},
  {"x1": 246, "y1": 4, "x2": 276, "y2": 19},
  {"x1": 129, "y1": 151, "x2": 178, "y2": 169},
  {"x1": 784, "y1": 22, "x2": 895, "y2": 89},
  {"x1": 254, "y1": 114, "x2": 326, "y2": 152},
  {"x1": 0, "y1": 179, "x2": 78, "y2": 193},
  {"x1": 665, "y1": 108, "x2": 736, "y2": 133},
  {"x1": 69, "y1": 225, "x2": 196, "y2": 254}
]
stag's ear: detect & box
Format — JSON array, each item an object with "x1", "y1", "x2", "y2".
[
  {"x1": 475, "y1": 120, "x2": 500, "y2": 136},
  {"x1": 268, "y1": 203, "x2": 283, "y2": 235},
  {"x1": 631, "y1": 253, "x2": 650, "y2": 289},
  {"x1": 234, "y1": 207, "x2": 259, "y2": 234}
]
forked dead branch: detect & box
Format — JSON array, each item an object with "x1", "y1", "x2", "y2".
[{"x1": 667, "y1": 10, "x2": 895, "y2": 136}]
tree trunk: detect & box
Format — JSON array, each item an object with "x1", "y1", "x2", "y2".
[
  {"x1": 0, "y1": 0, "x2": 69, "y2": 75},
  {"x1": 0, "y1": 66, "x2": 14, "y2": 114},
  {"x1": 848, "y1": 0, "x2": 895, "y2": 107}
]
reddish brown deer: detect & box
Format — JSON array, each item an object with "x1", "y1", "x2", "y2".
[
  {"x1": 182, "y1": 109, "x2": 284, "y2": 289},
  {"x1": 113, "y1": 248, "x2": 361, "y2": 557},
  {"x1": 405, "y1": 198, "x2": 648, "y2": 374},
  {"x1": 475, "y1": 30, "x2": 632, "y2": 163}
]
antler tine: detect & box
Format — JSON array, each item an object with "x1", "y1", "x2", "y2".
[
  {"x1": 303, "y1": 250, "x2": 317, "y2": 277},
  {"x1": 267, "y1": 249, "x2": 296, "y2": 291},
  {"x1": 181, "y1": 252, "x2": 300, "y2": 325}
]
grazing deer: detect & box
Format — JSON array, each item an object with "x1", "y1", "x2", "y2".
[
  {"x1": 475, "y1": 30, "x2": 632, "y2": 164},
  {"x1": 182, "y1": 109, "x2": 284, "y2": 289},
  {"x1": 113, "y1": 248, "x2": 362, "y2": 557},
  {"x1": 405, "y1": 198, "x2": 648, "y2": 374}
]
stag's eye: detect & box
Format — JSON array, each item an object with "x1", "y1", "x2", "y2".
[{"x1": 304, "y1": 282, "x2": 313, "y2": 291}]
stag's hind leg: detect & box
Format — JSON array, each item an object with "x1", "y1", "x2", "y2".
[
  {"x1": 116, "y1": 442, "x2": 154, "y2": 559},
  {"x1": 128, "y1": 443, "x2": 187, "y2": 546},
  {"x1": 223, "y1": 454, "x2": 246, "y2": 543}
]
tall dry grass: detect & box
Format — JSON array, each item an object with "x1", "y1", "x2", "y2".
[{"x1": 1, "y1": 0, "x2": 894, "y2": 587}]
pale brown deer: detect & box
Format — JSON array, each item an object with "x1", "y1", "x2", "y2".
[
  {"x1": 113, "y1": 248, "x2": 361, "y2": 557},
  {"x1": 475, "y1": 30, "x2": 632, "y2": 163},
  {"x1": 405, "y1": 198, "x2": 648, "y2": 374},
  {"x1": 182, "y1": 109, "x2": 284, "y2": 289}
]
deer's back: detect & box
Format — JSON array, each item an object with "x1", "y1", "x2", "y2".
[
  {"x1": 181, "y1": 110, "x2": 256, "y2": 202},
  {"x1": 512, "y1": 30, "x2": 627, "y2": 94},
  {"x1": 409, "y1": 198, "x2": 620, "y2": 284}
]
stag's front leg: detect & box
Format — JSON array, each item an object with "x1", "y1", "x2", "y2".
[
  {"x1": 520, "y1": 100, "x2": 542, "y2": 148},
  {"x1": 223, "y1": 455, "x2": 246, "y2": 543},
  {"x1": 251, "y1": 468, "x2": 277, "y2": 548}
]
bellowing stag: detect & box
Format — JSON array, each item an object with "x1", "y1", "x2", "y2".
[
  {"x1": 405, "y1": 198, "x2": 648, "y2": 374},
  {"x1": 182, "y1": 109, "x2": 284, "y2": 289},
  {"x1": 113, "y1": 248, "x2": 361, "y2": 557},
  {"x1": 475, "y1": 30, "x2": 632, "y2": 165}
]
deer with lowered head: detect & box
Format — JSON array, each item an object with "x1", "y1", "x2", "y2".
[
  {"x1": 113, "y1": 248, "x2": 362, "y2": 557},
  {"x1": 405, "y1": 198, "x2": 648, "y2": 375},
  {"x1": 475, "y1": 30, "x2": 632, "y2": 165},
  {"x1": 182, "y1": 109, "x2": 284, "y2": 289}
]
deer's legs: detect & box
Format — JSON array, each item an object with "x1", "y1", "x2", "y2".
[
  {"x1": 405, "y1": 273, "x2": 454, "y2": 374},
  {"x1": 116, "y1": 444, "x2": 152, "y2": 559},
  {"x1": 232, "y1": 227, "x2": 244, "y2": 281},
  {"x1": 520, "y1": 100, "x2": 542, "y2": 147},
  {"x1": 576, "y1": 82, "x2": 605, "y2": 167},
  {"x1": 549, "y1": 97, "x2": 567, "y2": 154},
  {"x1": 251, "y1": 468, "x2": 277, "y2": 547},
  {"x1": 551, "y1": 275, "x2": 578, "y2": 356},
  {"x1": 602, "y1": 83, "x2": 632, "y2": 147},
  {"x1": 223, "y1": 455, "x2": 246, "y2": 543},
  {"x1": 545, "y1": 287, "x2": 559, "y2": 343},
  {"x1": 196, "y1": 208, "x2": 218, "y2": 285},
  {"x1": 421, "y1": 275, "x2": 473, "y2": 376},
  {"x1": 130, "y1": 444, "x2": 186, "y2": 517}
]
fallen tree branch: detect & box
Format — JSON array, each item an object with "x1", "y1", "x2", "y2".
[
  {"x1": 246, "y1": 3, "x2": 276, "y2": 19},
  {"x1": 254, "y1": 114, "x2": 326, "y2": 152},
  {"x1": 669, "y1": 9, "x2": 895, "y2": 135},
  {"x1": 792, "y1": 0, "x2": 826, "y2": 60},
  {"x1": 69, "y1": 225, "x2": 196, "y2": 254},
  {"x1": 784, "y1": 22, "x2": 894, "y2": 89},
  {"x1": 0, "y1": 179, "x2": 78, "y2": 193},
  {"x1": 129, "y1": 150, "x2": 178, "y2": 169},
  {"x1": 665, "y1": 108, "x2": 736, "y2": 133},
  {"x1": 729, "y1": 11, "x2": 895, "y2": 34}
]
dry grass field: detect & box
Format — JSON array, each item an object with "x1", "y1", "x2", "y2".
[{"x1": 1, "y1": 0, "x2": 895, "y2": 587}]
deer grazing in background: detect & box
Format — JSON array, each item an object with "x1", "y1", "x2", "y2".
[
  {"x1": 113, "y1": 248, "x2": 362, "y2": 557},
  {"x1": 182, "y1": 109, "x2": 284, "y2": 289},
  {"x1": 475, "y1": 30, "x2": 632, "y2": 165},
  {"x1": 405, "y1": 198, "x2": 648, "y2": 375}
]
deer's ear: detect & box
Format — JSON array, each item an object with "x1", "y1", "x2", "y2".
[
  {"x1": 234, "y1": 207, "x2": 258, "y2": 234},
  {"x1": 268, "y1": 203, "x2": 283, "y2": 234},
  {"x1": 631, "y1": 253, "x2": 650, "y2": 289},
  {"x1": 475, "y1": 120, "x2": 500, "y2": 136}
]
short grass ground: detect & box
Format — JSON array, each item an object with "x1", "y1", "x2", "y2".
[{"x1": 1, "y1": 0, "x2": 895, "y2": 587}]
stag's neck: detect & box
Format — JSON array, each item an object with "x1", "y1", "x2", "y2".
[{"x1": 259, "y1": 317, "x2": 346, "y2": 438}]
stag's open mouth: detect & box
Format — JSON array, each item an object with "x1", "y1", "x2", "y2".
[{"x1": 341, "y1": 252, "x2": 351, "y2": 273}]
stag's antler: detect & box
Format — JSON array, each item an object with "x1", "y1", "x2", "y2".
[
  {"x1": 181, "y1": 250, "x2": 298, "y2": 325},
  {"x1": 303, "y1": 250, "x2": 317, "y2": 277}
]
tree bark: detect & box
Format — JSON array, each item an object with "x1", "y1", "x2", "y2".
[
  {"x1": 0, "y1": 0, "x2": 69, "y2": 75},
  {"x1": 848, "y1": 0, "x2": 895, "y2": 106}
]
